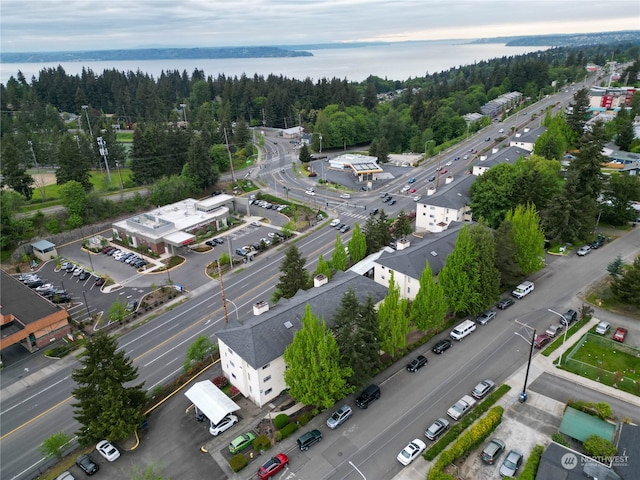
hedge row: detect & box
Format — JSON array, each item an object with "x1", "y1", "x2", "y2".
[
  {"x1": 427, "y1": 406, "x2": 504, "y2": 480},
  {"x1": 511, "y1": 444, "x2": 544, "y2": 480},
  {"x1": 229, "y1": 453, "x2": 248, "y2": 472},
  {"x1": 424, "y1": 383, "x2": 511, "y2": 461}
]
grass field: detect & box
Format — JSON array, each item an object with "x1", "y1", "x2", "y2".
[{"x1": 29, "y1": 169, "x2": 135, "y2": 203}]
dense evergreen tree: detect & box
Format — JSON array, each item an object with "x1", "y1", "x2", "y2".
[
  {"x1": 184, "y1": 134, "x2": 218, "y2": 190},
  {"x1": 283, "y1": 305, "x2": 352, "y2": 408},
  {"x1": 299, "y1": 143, "x2": 312, "y2": 163},
  {"x1": 273, "y1": 245, "x2": 310, "y2": 302},
  {"x1": 1, "y1": 139, "x2": 34, "y2": 199},
  {"x1": 601, "y1": 174, "x2": 640, "y2": 226},
  {"x1": 377, "y1": 272, "x2": 409, "y2": 358},
  {"x1": 566, "y1": 88, "x2": 591, "y2": 145},
  {"x1": 611, "y1": 255, "x2": 640, "y2": 307},
  {"x1": 468, "y1": 224, "x2": 502, "y2": 309},
  {"x1": 614, "y1": 107, "x2": 635, "y2": 151},
  {"x1": 332, "y1": 290, "x2": 379, "y2": 387},
  {"x1": 71, "y1": 332, "x2": 146, "y2": 445},
  {"x1": 331, "y1": 234, "x2": 348, "y2": 272},
  {"x1": 438, "y1": 226, "x2": 480, "y2": 315},
  {"x1": 493, "y1": 220, "x2": 524, "y2": 288},
  {"x1": 56, "y1": 134, "x2": 92, "y2": 191}
]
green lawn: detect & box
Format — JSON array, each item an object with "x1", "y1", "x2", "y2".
[{"x1": 29, "y1": 169, "x2": 135, "y2": 204}]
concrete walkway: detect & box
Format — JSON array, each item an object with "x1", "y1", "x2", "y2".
[{"x1": 390, "y1": 317, "x2": 639, "y2": 480}]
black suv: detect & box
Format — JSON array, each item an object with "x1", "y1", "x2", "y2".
[
  {"x1": 560, "y1": 309, "x2": 578, "y2": 326},
  {"x1": 355, "y1": 384, "x2": 381, "y2": 409}
]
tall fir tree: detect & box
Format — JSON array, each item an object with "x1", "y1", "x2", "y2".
[
  {"x1": 273, "y1": 245, "x2": 309, "y2": 302},
  {"x1": 56, "y1": 134, "x2": 92, "y2": 191},
  {"x1": 71, "y1": 332, "x2": 146, "y2": 445}
]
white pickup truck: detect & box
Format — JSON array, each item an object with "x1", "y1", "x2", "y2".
[{"x1": 447, "y1": 394, "x2": 477, "y2": 420}]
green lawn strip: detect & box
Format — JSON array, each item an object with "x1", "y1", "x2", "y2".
[
  {"x1": 424, "y1": 384, "x2": 511, "y2": 461},
  {"x1": 542, "y1": 317, "x2": 590, "y2": 357}
]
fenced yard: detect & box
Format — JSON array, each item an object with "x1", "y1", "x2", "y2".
[{"x1": 563, "y1": 333, "x2": 640, "y2": 396}]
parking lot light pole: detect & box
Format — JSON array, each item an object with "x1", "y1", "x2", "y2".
[
  {"x1": 82, "y1": 290, "x2": 91, "y2": 319},
  {"x1": 548, "y1": 308, "x2": 569, "y2": 366},
  {"x1": 86, "y1": 249, "x2": 94, "y2": 272}
]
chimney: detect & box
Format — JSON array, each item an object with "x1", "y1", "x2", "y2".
[
  {"x1": 524, "y1": 127, "x2": 530, "y2": 133},
  {"x1": 491, "y1": 147, "x2": 499, "y2": 154},
  {"x1": 253, "y1": 300, "x2": 269, "y2": 316},
  {"x1": 396, "y1": 238, "x2": 410, "y2": 250},
  {"x1": 314, "y1": 274, "x2": 329, "y2": 288},
  {"x1": 445, "y1": 175, "x2": 454, "y2": 184},
  {"x1": 427, "y1": 186, "x2": 436, "y2": 196}
]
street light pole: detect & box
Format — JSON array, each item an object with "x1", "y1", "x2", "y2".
[
  {"x1": 548, "y1": 309, "x2": 569, "y2": 366},
  {"x1": 520, "y1": 328, "x2": 536, "y2": 403},
  {"x1": 115, "y1": 161, "x2": 124, "y2": 190},
  {"x1": 81, "y1": 105, "x2": 93, "y2": 138}
]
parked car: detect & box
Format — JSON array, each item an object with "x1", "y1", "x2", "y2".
[
  {"x1": 209, "y1": 414, "x2": 238, "y2": 436},
  {"x1": 26, "y1": 278, "x2": 45, "y2": 288},
  {"x1": 96, "y1": 440, "x2": 120, "y2": 462},
  {"x1": 257, "y1": 453, "x2": 288, "y2": 479},
  {"x1": 102, "y1": 246, "x2": 115, "y2": 254},
  {"x1": 296, "y1": 429, "x2": 322, "y2": 451},
  {"x1": 576, "y1": 245, "x2": 591, "y2": 256},
  {"x1": 228, "y1": 432, "x2": 256, "y2": 454},
  {"x1": 496, "y1": 298, "x2": 515, "y2": 310},
  {"x1": 432, "y1": 338, "x2": 452, "y2": 354},
  {"x1": 481, "y1": 438, "x2": 506, "y2": 464},
  {"x1": 560, "y1": 309, "x2": 578, "y2": 326},
  {"x1": 94, "y1": 277, "x2": 105, "y2": 286},
  {"x1": 55, "y1": 472, "x2": 75, "y2": 480},
  {"x1": 545, "y1": 324, "x2": 564, "y2": 338},
  {"x1": 326, "y1": 405, "x2": 352, "y2": 429},
  {"x1": 425, "y1": 417, "x2": 450, "y2": 440},
  {"x1": 397, "y1": 439, "x2": 426, "y2": 466},
  {"x1": 413, "y1": 195, "x2": 422, "y2": 202},
  {"x1": 214, "y1": 237, "x2": 225, "y2": 245},
  {"x1": 35, "y1": 283, "x2": 55, "y2": 293},
  {"x1": 76, "y1": 454, "x2": 99, "y2": 475},
  {"x1": 126, "y1": 300, "x2": 138, "y2": 313},
  {"x1": 447, "y1": 395, "x2": 476, "y2": 420},
  {"x1": 79, "y1": 271, "x2": 90, "y2": 280},
  {"x1": 533, "y1": 334, "x2": 552, "y2": 349},
  {"x1": 73, "y1": 267, "x2": 84, "y2": 277},
  {"x1": 66, "y1": 263, "x2": 77, "y2": 272},
  {"x1": 406, "y1": 355, "x2": 428, "y2": 372},
  {"x1": 355, "y1": 384, "x2": 380, "y2": 409},
  {"x1": 205, "y1": 240, "x2": 216, "y2": 247},
  {"x1": 477, "y1": 310, "x2": 497, "y2": 325},
  {"x1": 308, "y1": 171, "x2": 318, "y2": 177},
  {"x1": 471, "y1": 379, "x2": 495, "y2": 399},
  {"x1": 595, "y1": 321, "x2": 611, "y2": 335},
  {"x1": 499, "y1": 449, "x2": 524, "y2": 477},
  {"x1": 613, "y1": 327, "x2": 628, "y2": 343}
]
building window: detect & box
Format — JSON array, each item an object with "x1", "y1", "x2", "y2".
[
  {"x1": 228, "y1": 347, "x2": 233, "y2": 355},
  {"x1": 265, "y1": 388, "x2": 273, "y2": 395},
  {"x1": 262, "y1": 363, "x2": 270, "y2": 370},
  {"x1": 264, "y1": 375, "x2": 271, "y2": 382},
  {"x1": 407, "y1": 287, "x2": 411, "y2": 294},
  {"x1": 381, "y1": 275, "x2": 385, "y2": 280},
  {"x1": 231, "y1": 373, "x2": 236, "y2": 379},
  {"x1": 430, "y1": 206, "x2": 435, "y2": 210},
  {"x1": 230, "y1": 361, "x2": 235, "y2": 368}
]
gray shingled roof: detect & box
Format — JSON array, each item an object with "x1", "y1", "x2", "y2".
[
  {"x1": 514, "y1": 126, "x2": 546, "y2": 144},
  {"x1": 422, "y1": 175, "x2": 475, "y2": 209},
  {"x1": 215, "y1": 271, "x2": 389, "y2": 369},
  {"x1": 375, "y1": 223, "x2": 464, "y2": 278},
  {"x1": 475, "y1": 146, "x2": 530, "y2": 169}
]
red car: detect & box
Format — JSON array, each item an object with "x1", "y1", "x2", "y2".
[
  {"x1": 308, "y1": 171, "x2": 318, "y2": 177},
  {"x1": 613, "y1": 327, "x2": 627, "y2": 343},
  {"x1": 440, "y1": 169, "x2": 448, "y2": 175},
  {"x1": 409, "y1": 188, "x2": 417, "y2": 193},
  {"x1": 533, "y1": 334, "x2": 551, "y2": 349},
  {"x1": 258, "y1": 453, "x2": 288, "y2": 479}
]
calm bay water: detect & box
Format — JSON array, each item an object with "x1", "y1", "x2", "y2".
[{"x1": 0, "y1": 42, "x2": 547, "y2": 85}]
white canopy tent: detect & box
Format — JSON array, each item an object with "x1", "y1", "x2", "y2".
[{"x1": 184, "y1": 381, "x2": 241, "y2": 425}]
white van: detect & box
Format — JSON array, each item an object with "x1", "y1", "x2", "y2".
[
  {"x1": 450, "y1": 319, "x2": 477, "y2": 341},
  {"x1": 512, "y1": 281, "x2": 534, "y2": 299}
]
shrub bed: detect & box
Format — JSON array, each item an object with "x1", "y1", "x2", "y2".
[
  {"x1": 278, "y1": 422, "x2": 299, "y2": 440},
  {"x1": 274, "y1": 413, "x2": 290, "y2": 429},
  {"x1": 253, "y1": 435, "x2": 272, "y2": 452},
  {"x1": 515, "y1": 444, "x2": 544, "y2": 480},
  {"x1": 424, "y1": 384, "x2": 511, "y2": 461},
  {"x1": 427, "y1": 406, "x2": 504, "y2": 480},
  {"x1": 229, "y1": 453, "x2": 248, "y2": 472}
]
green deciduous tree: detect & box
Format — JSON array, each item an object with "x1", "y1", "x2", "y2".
[
  {"x1": 505, "y1": 204, "x2": 545, "y2": 275},
  {"x1": 601, "y1": 174, "x2": 640, "y2": 226},
  {"x1": 71, "y1": 332, "x2": 146, "y2": 445},
  {"x1": 611, "y1": 255, "x2": 640, "y2": 307},
  {"x1": 183, "y1": 335, "x2": 218, "y2": 372},
  {"x1": 273, "y1": 245, "x2": 309, "y2": 302},
  {"x1": 469, "y1": 163, "x2": 516, "y2": 228},
  {"x1": 332, "y1": 290, "x2": 380, "y2": 387},
  {"x1": 59, "y1": 180, "x2": 88, "y2": 221},
  {"x1": 377, "y1": 272, "x2": 409, "y2": 358},
  {"x1": 107, "y1": 299, "x2": 128, "y2": 324},
  {"x1": 331, "y1": 234, "x2": 348, "y2": 272},
  {"x1": 283, "y1": 305, "x2": 352, "y2": 408},
  {"x1": 468, "y1": 223, "x2": 502, "y2": 307},
  {"x1": 347, "y1": 223, "x2": 367, "y2": 263},
  {"x1": 150, "y1": 175, "x2": 198, "y2": 206},
  {"x1": 438, "y1": 226, "x2": 481, "y2": 315},
  {"x1": 314, "y1": 254, "x2": 332, "y2": 279},
  {"x1": 40, "y1": 431, "x2": 73, "y2": 461},
  {"x1": 409, "y1": 261, "x2": 448, "y2": 332}
]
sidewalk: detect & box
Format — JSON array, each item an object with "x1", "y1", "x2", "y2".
[{"x1": 390, "y1": 317, "x2": 639, "y2": 480}]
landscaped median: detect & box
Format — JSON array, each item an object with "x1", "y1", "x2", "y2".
[{"x1": 424, "y1": 384, "x2": 510, "y2": 461}]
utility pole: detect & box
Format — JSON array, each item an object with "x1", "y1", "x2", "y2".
[
  {"x1": 28, "y1": 141, "x2": 47, "y2": 201},
  {"x1": 217, "y1": 260, "x2": 229, "y2": 324},
  {"x1": 96, "y1": 137, "x2": 113, "y2": 188},
  {"x1": 223, "y1": 128, "x2": 237, "y2": 183},
  {"x1": 82, "y1": 105, "x2": 93, "y2": 138}
]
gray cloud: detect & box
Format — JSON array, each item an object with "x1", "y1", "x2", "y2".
[{"x1": 1, "y1": 0, "x2": 638, "y2": 52}]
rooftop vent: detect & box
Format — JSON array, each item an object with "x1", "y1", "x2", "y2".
[
  {"x1": 284, "y1": 321, "x2": 293, "y2": 329},
  {"x1": 430, "y1": 251, "x2": 438, "y2": 256},
  {"x1": 314, "y1": 274, "x2": 329, "y2": 288}
]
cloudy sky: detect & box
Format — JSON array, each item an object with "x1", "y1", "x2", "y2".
[{"x1": 1, "y1": 0, "x2": 638, "y2": 53}]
